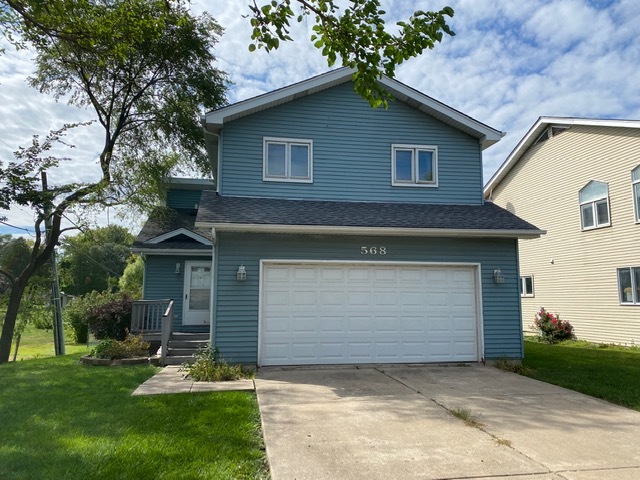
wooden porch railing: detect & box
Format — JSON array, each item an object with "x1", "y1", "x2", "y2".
[
  {"x1": 131, "y1": 299, "x2": 172, "y2": 334},
  {"x1": 160, "y1": 301, "x2": 174, "y2": 366}
]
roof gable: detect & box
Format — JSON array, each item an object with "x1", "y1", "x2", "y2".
[
  {"x1": 484, "y1": 117, "x2": 640, "y2": 197},
  {"x1": 203, "y1": 67, "x2": 504, "y2": 150},
  {"x1": 145, "y1": 227, "x2": 212, "y2": 246}
]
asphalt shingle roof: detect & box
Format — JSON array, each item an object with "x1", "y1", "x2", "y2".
[
  {"x1": 133, "y1": 208, "x2": 213, "y2": 250},
  {"x1": 195, "y1": 191, "x2": 541, "y2": 233}
]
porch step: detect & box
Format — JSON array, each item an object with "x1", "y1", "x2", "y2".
[
  {"x1": 162, "y1": 332, "x2": 210, "y2": 366},
  {"x1": 163, "y1": 356, "x2": 195, "y2": 366}
]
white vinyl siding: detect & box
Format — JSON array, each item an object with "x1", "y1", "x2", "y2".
[
  {"x1": 490, "y1": 124, "x2": 640, "y2": 344},
  {"x1": 263, "y1": 137, "x2": 313, "y2": 183},
  {"x1": 579, "y1": 180, "x2": 610, "y2": 230},
  {"x1": 260, "y1": 262, "x2": 479, "y2": 365},
  {"x1": 392, "y1": 144, "x2": 438, "y2": 187}
]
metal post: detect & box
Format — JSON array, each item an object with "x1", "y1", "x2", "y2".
[{"x1": 41, "y1": 172, "x2": 65, "y2": 356}]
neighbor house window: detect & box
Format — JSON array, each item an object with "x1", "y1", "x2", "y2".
[
  {"x1": 392, "y1": 145, "x2": 438, "y2": 187},
  {"x1": 519, "y1": 275, "x2": 534, "y2": 297},
  {"x1": 263, "y1": 137, "x2": 313, "y2": 182},
  {"x1": 618, "y1": 267, "x2": 640, "y2": 305},
  {"x1": 632, "y1": 166, "x2": 640, "y2": 223},
  {"x1": 579, "y1": 180, "x2": 610, "y2": 230}
]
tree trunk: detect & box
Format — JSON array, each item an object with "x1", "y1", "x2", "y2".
[{"x1": 0, "y1": 277, "x2": 30, "y2": 364}]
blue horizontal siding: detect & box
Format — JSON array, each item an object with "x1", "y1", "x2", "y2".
[
  {"x1": 166, "y1": 189, "x2": 203, "y2": 209},
  {"x1": 143, "y1": 255, "x2": 212, "y2": 333},
  {"x1": 214, "y1": 233, "x2": 521, "y2": 364},
  {"x1": 220, "y1": 82, "x2": 483, "y2": 204}
]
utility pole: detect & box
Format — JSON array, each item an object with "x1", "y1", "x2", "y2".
[{"x1": 41, "y1": 172, "x2": 65, "y2": 356}]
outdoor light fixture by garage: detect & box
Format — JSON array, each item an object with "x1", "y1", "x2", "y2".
[
  {"x1": 493, "y1": 269, "x2": 505, "y2": 284},
  {"x1": 175, "y1": 263, "x2": 181, "y2": 274},
  {"x1": 236, "y1": 265, "x2": 247, "y2": 281}
]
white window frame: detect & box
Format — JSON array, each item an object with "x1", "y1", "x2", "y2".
[
  {"x1": 579, "y1": 181, "x2": 610, "y2": 231},
  {"x1": 263, "y1": 137, "x2": 313, "y2": 183},
  {"x1": 391, "y1": 144, "x2": 438, "y2": 187},
  {"x1": 617, "y1": 267, "x2": 640, "y2": 305},
  {"x1": 632, "y1": 166, "x2": 640, "y2": 224},
  {"x1": 519, "y1": 275, "x2": 535, "y2": 297}
]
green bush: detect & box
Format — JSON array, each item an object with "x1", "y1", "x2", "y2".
[
  {"x1": 181, "y1": 346, "x2": 248, "y2": 382},
  {"x1": 92, "y1": 335, "x2": 150, "y2": 359},
  {"x1": 532, "y1": 307, "x2": 575, "y2": 344},
  {"x1": 86, "y1": 292, "x2": 133, "y2": 340},
  {"x1": 64, "y1": 292, "x2": 101, "y2": 343}
]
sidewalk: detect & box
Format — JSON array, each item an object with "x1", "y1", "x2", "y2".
[{"x1": 132, "y1": 366, "x2": 255, "y2": 395}]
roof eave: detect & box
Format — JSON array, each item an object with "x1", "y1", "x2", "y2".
[
  {"x1": 194, "y1": 222, "x2": 545, "y2": 239},
  {"x1": 484, "y1": 116, "x2": 640, "y2": 197},
  {"x1": 203, "y1": 68, "x2": 504, "y2": 147}
]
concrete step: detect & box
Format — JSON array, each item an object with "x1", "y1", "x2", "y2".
[
  {"x1": 167, "y1": 340, "x2": 209, "y2": 349},
  {"x1": 168, "y1": 348, "x2": 201, "y2": 357},
  {"x1": 163, "y1": 355, "x2": 194, "y2": 366},
  {"x1": 170, "y1": 332, "x2": 209, "y2": 341}
]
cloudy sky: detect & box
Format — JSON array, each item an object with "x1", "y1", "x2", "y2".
[{"x1": 1, "y1": 0, "x2": 639, "y2": 236}]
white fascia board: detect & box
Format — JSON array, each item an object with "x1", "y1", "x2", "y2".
[
  {"x1": 204, "y1": 68, "x2": 355, "y2": 130},
  {"x1": 378, "y1": 77, "x2": 504, "y2": 150},
  {"x1": 203, "y1": 68, "x2": 504, "y2": 148},
  {"x1": 145, "y1": 228, "x2": 212, "y2": 245},
  {"x1": 484, "y1": 116, "x2": 640, "y2": 197},
  {"x1": 196, "y1": 222, "x2": 545, "y2": 239},
  {"x1": 131, "y1": 248, "x2": 212, "y2": 256}
]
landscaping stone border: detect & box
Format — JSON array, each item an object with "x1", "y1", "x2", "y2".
[{"x1": 80, "y1": 355, "x2": 161, "y2": 366}]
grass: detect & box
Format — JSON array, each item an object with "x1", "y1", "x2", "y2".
[
  {"x1": 0, "y1": 354, "x2": 269, "y2": 479},
  {"x1": 449, "y1": 406, "x2": 484, "y2": 428},
  {"x1": 10, "y1": 323, "x2": 92, "y2": 361},
  {"x1": 523, "y1": 338, "x2": 640, "y2": 411}
]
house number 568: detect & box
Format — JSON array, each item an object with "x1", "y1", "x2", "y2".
[{"x1": 361, "y1": 246, "x2": 387, "y2": 255}]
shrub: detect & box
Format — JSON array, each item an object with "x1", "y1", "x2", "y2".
[
  {"x1": 64, "y1": 292, "x2": 103, "y2": 343},
  {"x1": 532, "y1": 307, "x2": 574, "y2": 344},
  {"x1": 92, "y1": 335, "x2": 150, "y2": 360},
  {"x1": 86, "y1": 292, "x2": 133, "y2": 340},
  {"x1": 181, "y1": 346, "x2": 248, "y2": 382}
]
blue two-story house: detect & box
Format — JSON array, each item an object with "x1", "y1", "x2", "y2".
[{"x1": 133, "y1": 68, "x2": 543, "y2": 366}]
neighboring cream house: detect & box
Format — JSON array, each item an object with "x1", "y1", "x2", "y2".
[{"x1": 484, "y1": 117, "x2": 640, "y2": 344}]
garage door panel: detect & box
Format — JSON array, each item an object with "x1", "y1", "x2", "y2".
[{"x1": 261, "y1": 263, "x2": 479, "y2": 365}]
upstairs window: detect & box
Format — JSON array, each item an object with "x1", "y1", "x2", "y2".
[
  {"x1": 263, "y1": 137, "x2": 313, "y2": 183},
  {"x1": 618, "y1": 267, "x2": 640, "y2": 305},
  {"x1": 632, "y1": 166, "x2": 640, "y2": 223},
  {"x1": 392, "y1": 145, "x2": 438, "y2": 187},
  {"x1": 519, "y1": 275, "x2": 535, "y2": 297},
  {"x1": 579, "y1": 180, "x2": 610, "y2": 230}
]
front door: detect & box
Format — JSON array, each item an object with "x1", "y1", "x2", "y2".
[{"x1": 182, "y1": 261, "x2": 212, "y2": 325}]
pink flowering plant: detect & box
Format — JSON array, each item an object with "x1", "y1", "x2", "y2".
[{"x1": 532, "y1": 307, "x2": 574, "y2": 344}]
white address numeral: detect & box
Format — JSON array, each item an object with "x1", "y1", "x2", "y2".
[{"x1": 360, "y1": 246, "x2": 387, "y2": 255}]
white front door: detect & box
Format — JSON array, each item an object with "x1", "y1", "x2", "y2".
[{"x1": 182, "y1": 261, "x2": 212, "y2": 326}]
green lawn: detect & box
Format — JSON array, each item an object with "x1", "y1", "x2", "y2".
[
  {"x1": 10, "y1": 323, "x2": 92, "y2": 360},
  {"x1": 523, "y1": 339, "x2": 640, "y2": 411},
  {"x1": 0, "y1": 354, "x2": 269, "y2": 479}
]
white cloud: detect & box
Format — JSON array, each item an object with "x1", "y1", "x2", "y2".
[{"x1": 1, "y1": 0, "x2": 639, "y2": 233}]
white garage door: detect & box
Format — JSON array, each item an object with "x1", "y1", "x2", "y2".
[{"x1": 260, "y1": 263, "x2": 480, "y2": 366}]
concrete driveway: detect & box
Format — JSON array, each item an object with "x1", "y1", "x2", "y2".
[{"x1": 255, "y1": 365, "x2": 640, "y2": 480}]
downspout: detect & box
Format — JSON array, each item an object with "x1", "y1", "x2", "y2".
[{"x1": 209, "y1": 227, "x2": 218, "y2": 346}]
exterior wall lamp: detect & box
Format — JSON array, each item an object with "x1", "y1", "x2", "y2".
[
  {"x1": 175, "y1": 263, "x2": 181, "y2": 274},
  {"x1": 493, "y1": 269, "x2": 505, "y2": 284},
  {"x1": 236, "y1": 265, "x2": 247, "y2": 281}
]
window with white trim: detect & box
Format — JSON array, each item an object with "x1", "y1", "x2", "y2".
[
  {"x1": 632, "y1": 166, "x2": 640, "y2": 223},
  {"x1": 392, "y1": 145, "x2": 438, "y2": 187},
  {"x1": 519, "y1": 275, "x2": 534, "y2": 297},
  {"x1": 263, "y1": 137, "x2": 313, "y2": 182},
  {"x1": 579, "y1": 180, "x2": 610, "y2": 230},
  {"x1": 618, "y1": 267, "x2": 640, "y2": 305}
]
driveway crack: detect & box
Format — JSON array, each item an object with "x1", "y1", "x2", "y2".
[{"x1": 374, "y1": 367, "x2": 559, "y2": 478}]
